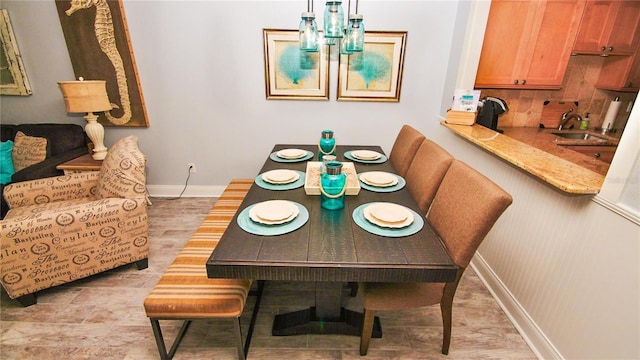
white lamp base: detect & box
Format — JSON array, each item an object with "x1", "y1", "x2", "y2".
[{"x1": 84, "y1": 112, "x2": 108, "y2": 160}]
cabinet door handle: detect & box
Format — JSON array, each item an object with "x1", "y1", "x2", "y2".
[
  {"x1": 513, "y1": 79, "x2": 519, "y2": 84},
  {"x1": 627, "y1": 82, "x2": 633, "y2": 88},
  {"x1": 522, "y1": 79, "x2": 526, "y2": 85},
  {"x1": 608, "y1": 46, "x2": 613, "y2": 52},
  {"x1": 601, "y1": 45, "x2": 607, "y2": 51},
  {"x1": 594, "y1": 153, "x2": 601, "y2": 158}
]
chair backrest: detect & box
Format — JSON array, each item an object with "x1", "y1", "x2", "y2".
[
  {"x1": 427, "y1": 160, "x2": 512, "y2": 268},
  {"x1": 389, "y1": 125, "x2": 426, "y2": 177},
  {"x1": 405, "y1": 139, "x2": 454, "y2": 214}
]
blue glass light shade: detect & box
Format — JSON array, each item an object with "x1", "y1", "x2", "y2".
[
  {"x1": 340, "y1": 29, "x2": 353, "y2": 55},
  {"x1": 321, "y1": 161, "x2": 346, "y2": 210},
  {"x1": 323, "y1": 1, "x2": 344, "y2": 38},
  {"x1": 299, "y1": 12, "x2": 319, "y2": 52},
  {"x1": 346, "y1": 14, "x2": 364, "y2": 52}
]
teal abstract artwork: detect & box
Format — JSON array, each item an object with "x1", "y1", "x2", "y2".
[
  {"x1": 350, "y1": 51, "x2": 391, "y2": 89},
  {"x1": 278, "y1": 45, "x2": 317, "y2": 85}
]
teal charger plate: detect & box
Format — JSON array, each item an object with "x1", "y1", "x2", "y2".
[
  {"x1": 352, "y1": 202, "x2": 424, "y2": 238},
  {"x1": 270, "y1": 150, "x2": 314, "y2": 163},
  {"x1": 344, "y1": 150, "x2": 388, "y2": 164},
  {"x1": 237, "y1": 201, "x2": 309, "y2": 236},
  {"x1": 255, "y1": 171, "x2": 306, "y2": 191},
  {"x1": 358, "y1": 172, "x2": 406, "y2": 193}
]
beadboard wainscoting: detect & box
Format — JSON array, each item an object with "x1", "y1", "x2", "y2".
[{"x1": 445, "y1": 129, "x2": 639, "y2": 360}]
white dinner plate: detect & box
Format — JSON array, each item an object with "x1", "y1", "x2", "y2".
[
  {"x1": 277, "y1": 148, "x2": 307, "y2": 159},
  {"x1": 351, "y1": 150, "x2": 382, "y2": 160},
  {"x1": 363, "y1": 202, "x2": 414, "y2": 228},
  {"x1": 249, "y1": 200, "x2": 300, "y2": 225},
  {"x1": 359, "y1": 171, "x2": 398, "y2": 187},
  {"x1": 261, "y1": 169, "x2": 300, "y2": 184}
]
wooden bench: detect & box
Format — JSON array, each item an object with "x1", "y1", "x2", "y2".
[{"x1": 144, "y1": 179, "x2": 262, "y2": 360}]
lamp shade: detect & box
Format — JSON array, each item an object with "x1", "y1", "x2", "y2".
[{"x1": 58, "y1": 80, "x2": 112, "y2": 113}]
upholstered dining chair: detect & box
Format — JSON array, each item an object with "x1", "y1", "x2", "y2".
[
  {"x1": 404, "y1": 139, "x2": 454, "y2": 214},
  {"x1": 359, "y1": 160, "x2": 513, "y2": 355},
  {"x1": 389, "y1": 125, "x2": 426, "y2": 177}
]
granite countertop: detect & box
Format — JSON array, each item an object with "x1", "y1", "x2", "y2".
[{"x1": 441, "y1": 122, "x2": 617, "y2": 195}]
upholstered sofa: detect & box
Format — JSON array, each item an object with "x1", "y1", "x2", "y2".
[
  {"x1": 1, "y1": 123, "x2": 90, "y2": 218},
  {"x1": 0, "y1": 136, "x2": 149, "y2": 306}
]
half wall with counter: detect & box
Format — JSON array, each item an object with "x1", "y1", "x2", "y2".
[{"x1": 441, "y1": 122, "x2": 607, "y2": 195}]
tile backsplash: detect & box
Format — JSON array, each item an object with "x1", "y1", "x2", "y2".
[{"x1": 478, "y1": 56, "x2": 636, "y2": 133}]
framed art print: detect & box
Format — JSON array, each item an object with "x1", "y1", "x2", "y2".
[
  {"x1": 0, "y1": 10, "x2": 32, "y2": 96},
  {"x1": 263, "y1": 29, "x2": 329, "y2": 100},
  {"x1": 337, "y1": 31, "x2": 407, "y2": 102}
]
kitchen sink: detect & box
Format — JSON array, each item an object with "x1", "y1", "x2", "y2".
[{"x1": 551, "y1": 132, "x2": 608, "y2": 141}]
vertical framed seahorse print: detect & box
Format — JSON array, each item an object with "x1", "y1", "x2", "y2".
[{"x1": 55, "y1": 0, "x2": 149, "y2": 127}]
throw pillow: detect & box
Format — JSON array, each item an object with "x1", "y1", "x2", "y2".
[
  {"x1": 0, "y1": 140, "x2": 15, "y2": 185},
  {"x1": 96, "y1": 136, "x2": 147, "y2": 199},
  {"x1": 12, "y1": 131, "x2": 48, "y2": 171}
]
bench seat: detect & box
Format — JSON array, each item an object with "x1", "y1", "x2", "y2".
[{"x1": 144, "y1": 179, "x2": 259, "y2": 360}]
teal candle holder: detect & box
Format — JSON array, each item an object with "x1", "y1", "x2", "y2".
[
  {"x1": 318, "y1": 129, "x2": 336, "y2": 160},
  {"x1": 321, "y1": 161, "x2": 346, "y2": 210}
]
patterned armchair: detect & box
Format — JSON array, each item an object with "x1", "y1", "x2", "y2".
[{"x1": 0, "y1": 136, "x2": 149, "y2": 306}]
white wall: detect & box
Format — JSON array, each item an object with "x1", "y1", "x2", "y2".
[
  {"x1": 2, "y1": 1, "x2": 639, "y2": 359},
  {"x1": 0, "y1": 0, "x2": 462, "y2": 194}
]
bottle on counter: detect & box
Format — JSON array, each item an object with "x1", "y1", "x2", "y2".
[{"x1": 579, "y1": 112, "x2": 590, "y2": 130}]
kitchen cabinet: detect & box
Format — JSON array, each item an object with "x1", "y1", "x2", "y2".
[
  {"x1": 475, "y1": 0, "x2": 585, "y2": 90},
  {"x1": 572, "y1": 0, "x2": 640, "y2": 56},
  {"x1": 564, "y1": 145, "x2": 616, "y2": 164},
  {"x1": 595, "y1": 51, "x2": 640, "y2": 92}
]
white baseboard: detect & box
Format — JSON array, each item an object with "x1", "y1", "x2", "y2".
[
  {"x1": 470, "y1": 255, "x2": 563, "y2": 360},
  {"x1": 146, "y1": 185, "x2": 227, "y2": 198}
]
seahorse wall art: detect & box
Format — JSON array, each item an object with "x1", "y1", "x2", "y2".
[{"x1": 64, "y1": 0, "x2": 132, "y2": 125}]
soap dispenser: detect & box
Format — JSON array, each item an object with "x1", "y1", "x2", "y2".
[{"x1": 579, "y1": 112, "x2": 590, "y2": 130}]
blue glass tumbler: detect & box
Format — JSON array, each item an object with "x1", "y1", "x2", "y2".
[
  {"x1": 318, "y1": 130, "x2": 336, "y2": 160},
  {"x1": 321, "y1": 161, "x2": 346, "y2": 210}
]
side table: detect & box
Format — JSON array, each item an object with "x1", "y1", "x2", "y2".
[{"x1": 56, "y1": 154, "x2": 103, "y2": 174}]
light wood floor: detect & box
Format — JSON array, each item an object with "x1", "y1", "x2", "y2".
[{"x1": 1, "y1": 198, "x2": 537, "y2": 359}]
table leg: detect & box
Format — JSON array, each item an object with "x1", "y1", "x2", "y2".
[{"x1": 271, "y1": 282, "x2": 382, "y2": 337}]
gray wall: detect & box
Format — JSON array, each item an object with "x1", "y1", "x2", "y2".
[{"x1": 1, "y1": 0, "x2": 463, "y2": 190}]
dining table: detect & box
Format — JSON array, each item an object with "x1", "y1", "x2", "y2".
[{"x1": 206, "y1": 144, "x2": 458, "y2": 338}]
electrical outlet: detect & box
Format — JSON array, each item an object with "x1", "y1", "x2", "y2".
[{"x1": 188, "y1": 163, "x2": 196, "y2": 174}]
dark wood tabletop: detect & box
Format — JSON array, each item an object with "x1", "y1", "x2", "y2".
[
  {"x1": 206, "y1": 144, "x2": 458, "y2": 337},
  {"x1": 206, "y1": 144, "x2": 457, "y2": 283}
]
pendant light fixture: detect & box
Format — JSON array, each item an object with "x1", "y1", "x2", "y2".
[
  {"x1": 345, "y1": 0, "x2": 364, "y2": 52},
  {"x1": 299, "y1": 0, "x2": 365, "y2": 52},
  {"x1": 299, "y1": 0, "x2": 319, "y2": 52},
  {"x1": 323, "y1": 1, "x2": 344, "y2": 39},
  {"x1": 339, "y1": 0, "x2": 353, "y2": 54}
]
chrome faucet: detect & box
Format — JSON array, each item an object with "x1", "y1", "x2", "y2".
[{"x1": 558, "y1": 109, "x2": 582, "y2": 130}]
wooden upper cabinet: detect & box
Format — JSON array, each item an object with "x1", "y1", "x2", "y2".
[
  {"x1": 596, "y1": 42, "x2": 640, "y2": 92},
  {"x1": 573, "y1": 0, "x2": 640, "y2": 55},
  {"x1": 475, "y1": 0, "x2": 586, "y2": 89}
]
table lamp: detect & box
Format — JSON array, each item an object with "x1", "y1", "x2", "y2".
[{"x1": 58, "y1": 78, "x2": 112, "y2": 160}]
